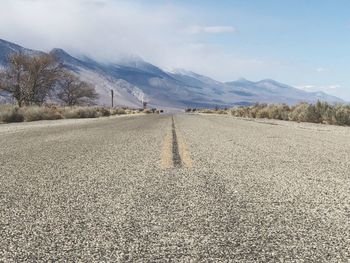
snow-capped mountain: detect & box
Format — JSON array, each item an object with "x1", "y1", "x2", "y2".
[{"x1": 0, "y1": 39, "x2": 346, "y2": 108}]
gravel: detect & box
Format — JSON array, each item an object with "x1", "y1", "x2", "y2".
[{"x1": 0, "y1": 114, "x2": 349, "y2": 262}]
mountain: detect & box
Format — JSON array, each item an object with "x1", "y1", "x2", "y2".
[
  {"x1": 0, "y1": 39, "x2": 346, "y2": 108},
  {"x1": 0, "y1": 39, "x2": 42, "y2": 67},
  {"x1": 224, "y1": 79, "x2": 345, "y2": 105}
]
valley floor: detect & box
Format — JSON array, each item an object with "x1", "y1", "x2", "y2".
[{"x1": 0, "y1": 114, "x2": 349, "y2": 261}]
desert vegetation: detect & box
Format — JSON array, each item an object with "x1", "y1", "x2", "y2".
[
  {"x1": 195, "y1": 101, "x2": 350, "y2": 126},
  {"x1": 199, "y1": 109, "x2": 228, "y2": 115},
  {"x1": 0, "y1": 104, "x2": 140, "y2": 123},
  {"x1": 0, "y1": 52, "x2": 98, "y2": 107},
  {"x1": 57, "y1": 72, "x2": 98, "y2": 106},
  {"x1": 0, "y1": 53, "x2": 145, "y2": 123}
]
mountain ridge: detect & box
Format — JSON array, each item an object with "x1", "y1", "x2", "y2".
[{"x1": 0, "y1": 39, "x2": 346, "y2": 108}]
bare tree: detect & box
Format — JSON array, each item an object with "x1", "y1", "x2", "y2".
[
  {"x1": 57, "y1": 72, "x2": 98, "y2": 106},
  {"x1": 0, "y1": 53, "x2": 61, "y2": 106},
  {"x1": 0, "y1": 53, "x2": 29, "y2": 107},
  {"x1": 26, "y1": 54, "x2": 62, "y2": 105}
]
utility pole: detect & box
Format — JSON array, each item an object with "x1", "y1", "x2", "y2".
[{"x1": 111, "y1": 89, "x2": 114, "y2": 108}]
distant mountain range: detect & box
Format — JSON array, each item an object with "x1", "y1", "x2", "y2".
[{"x1": 0, "y1": 39, "x2": 345, "y2": 108}]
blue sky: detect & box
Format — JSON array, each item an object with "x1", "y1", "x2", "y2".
[
  {"x1": 176, "y1": 0, "x2": 350, "y2": 100},
  {"x1": 0, "y1": 0, "x2": 349, "y2": 100}
]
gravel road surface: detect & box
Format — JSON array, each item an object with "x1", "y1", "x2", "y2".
[{"x1": 0, "y1": 114, "x2": 349, "y2": 262}]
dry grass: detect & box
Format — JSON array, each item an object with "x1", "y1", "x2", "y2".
[
  {"x1": 59, "y1": 107, "x2": 102, "y2": 119},
  {"x1": 0, "y1": 105, "x2": 136, "y2": 123},
  {"x1": 198, "y1": 109, "x2": 229, "y2": 114},
  {"x1": 0, "y1": 105, "x2": 24, "y2": 123},
  {"x1": 20, "y1": 106, "x2": 63, "y2": 121},
  {"x1": 110, "y1": 108, "x2": 126, "y2": 115},
  {"x1": 230, "y1": 102, "x2": 350, "y2": 126}
]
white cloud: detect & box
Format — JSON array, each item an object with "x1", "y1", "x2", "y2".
[
  {"x1": 0, "y1": 0, "x2": 278, "y2": 81},
  {"x1": 187, "y1": 26, "x2": 236, "y2": 34},
  {"x1": 328, "y1": 85, "x2": 340, "y2": 90},
  {"x1": 296, "y1": 84, "x2": 340, "y2": 92},
  {"x1": 316, "y1": 67, "x2": 328, "y2": 73},
  {"x1": 0, "y1": 1, "x2": 186, "y2": 59},
  {"x1": 297, "y1": 85, "x2": 316, "y2": 91}
]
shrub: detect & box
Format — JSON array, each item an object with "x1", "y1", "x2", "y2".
[
  {"x1": 228, "y1": 101, "x2": 350, "y2": 126},
  {"x1": 0, "y1": 105, "x2": 135, "y2": 123},
  {"x1": 111, "y1": 108, "x2": 126, "y2": 115},
  {"x1": 305, "y1": 104, "x2": 322, "y2": 123},
  {"x1": 334, "y1": 105, "x2": 350, "y2": 125},
  {"x1": 231, "y1": 107, "x2": 248, "y2": 117},
  {"x1": 98, "y1": 107, "x2": 111, "y2": 117},
  {"x1": 256, "y1": 108, "x2": 270, "y2": 119},
  {"x1": 0, "y1": 105, "x2": 24, "y2": 123},
  {"x1": 266, "y1": 105, "x2": 290, "y2": 120},
  {"x1": 289, "y1": 103, "x2": 309, "y2": 122},
  {"x1": 201, "y1": 109, "x2": 215, "y2": 114},
  {"x1": 60, "y1": 107, "x2": 101, "y2": 119},
  {"x1": 125, "y1": 109, "x2": 136, "y2": 114},
  {"x1": 19, "y1": 106, "x2": 63, "y2": 122},
  {"x1": 199, "y1": 109, "x2": 228, "y2": 114}
]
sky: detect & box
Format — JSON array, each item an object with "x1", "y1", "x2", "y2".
[{"x1": 0, "y1": 0, "x2": 349, "y2": 100}]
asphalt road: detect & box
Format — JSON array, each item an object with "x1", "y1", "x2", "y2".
[{"x1": 0, "y1": 114, "x2": 349, "y2": 262}]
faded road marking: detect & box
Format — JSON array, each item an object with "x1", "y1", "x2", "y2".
[
  {"x1": 161, "y1": 116, "x2": 193, "y2": 169},
  {"x1": 161, "y1": 132, "x2": 173, "y2": 169},
  {"x1": 176, "y1": 130, "x2": 193, "y2": 168},
  {"x1": 172, "y1": 117, "x2": 182, "y2": 167}
]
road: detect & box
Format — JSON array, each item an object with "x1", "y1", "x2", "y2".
[{"x1": 0, "y1": 114, "x2": 349, "y2": 262}]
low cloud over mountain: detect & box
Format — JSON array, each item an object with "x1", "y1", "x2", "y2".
[{"x1": 0, "y1": 39, "x2": 345, "y2": 108}]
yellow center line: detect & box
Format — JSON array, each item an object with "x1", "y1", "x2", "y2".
[
  {"x1": 160, "y1": 117, "x2": 193, "y2": 169},
  {"x1": 176, "y1": 130, "x2": 193, "y2": 168},
  {"x1": 161, "y1": 132, "x2": 173, "y2": 169}
]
